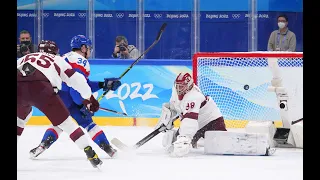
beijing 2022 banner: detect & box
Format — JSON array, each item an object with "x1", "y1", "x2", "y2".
[{"x1": 31, "y1": 63, "x2": 193, "y2": 118}]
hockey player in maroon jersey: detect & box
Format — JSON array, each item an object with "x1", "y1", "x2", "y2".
[{"x1": 17, "y1": 40, "x2": 103, "y2": 168}]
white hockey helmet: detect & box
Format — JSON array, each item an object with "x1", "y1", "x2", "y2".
[{"x1": 174, "y1": 72, "x2": 194, "y2": 100}]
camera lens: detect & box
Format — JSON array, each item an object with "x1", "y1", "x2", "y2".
[
  {"x1": 20, "y1": 44, "x2": 29, "y2": 53},
  {"x1": 119, "y1": 46, "x2": 126, "y2": 51}
]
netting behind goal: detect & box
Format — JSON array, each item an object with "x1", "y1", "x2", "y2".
[{"x1": 192, "y1": 52, "x2": 303, "y2": 129}]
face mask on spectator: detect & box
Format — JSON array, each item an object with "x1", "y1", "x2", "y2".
[
  {"x1": 21, "y1": 41, "x2": 31, "y2": 45},
  {"x1": 278, "y1": 22, "x2": 285, "y2": 29}
]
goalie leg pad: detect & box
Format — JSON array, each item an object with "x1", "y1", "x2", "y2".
[
  {"x1": 245, "y1": 121, "x2": 276, "y2": 147},
  {"x1": 192, "y1": 117, "x2": 227, "y2": 148},
  {"x1": 204, "y1": 131, "x2": 272, "y2": 156},
  {"x1": 162, "y1": 129, "x2": 177, "y2": 153}
]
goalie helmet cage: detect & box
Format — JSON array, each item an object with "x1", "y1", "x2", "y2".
[{"x1": 192, "y1": 52, "x2": 303, "y2": 129}]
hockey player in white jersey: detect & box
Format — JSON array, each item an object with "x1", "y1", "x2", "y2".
[
  {"x1": 156, "y1": 72, "x2": 275, "y2": 157},
  {"x1": 29, "y1": 35, "x2": 120, "y2": 159},
  {"x1": 17, "y1": 40, "x2": 103, "y2": 168},
  {"x1": 155, "y1": 72, "x2": 227, "y2": 157}
]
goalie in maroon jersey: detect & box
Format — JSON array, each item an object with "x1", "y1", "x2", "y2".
[{"x1": 17, "y1": 40, "x2": 103, "y2": 168}]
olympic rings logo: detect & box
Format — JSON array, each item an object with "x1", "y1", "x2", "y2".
[
  {"x1": 191, "y1": 13, "x2": 201, "y2": 18},
  {"x1": 78, "y1": 13, "x2": 86, "y2": 18},
  {"x1": 154, "y1": 14, "x2": 162, "y2": 19},
  {"x1": 232, "y1": 14, "x2": 241, "y2": 19},
  {"x1": 42, "y1": 13, "x2": 49, "y2": 18},
  {"x1": 116, "y1": 13, "x2": 124, "y2": 18}
]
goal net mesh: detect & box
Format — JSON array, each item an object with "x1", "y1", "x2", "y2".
[{"x1": 192, "y1": 52, "x2": 303, "y2": 129}]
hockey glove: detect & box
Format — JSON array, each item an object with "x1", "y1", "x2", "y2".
[
  {"x1": 82, "y1": 95, "x2": 100, "y2": 113},
  {"x1": 155, "y1": 103, "x2": 178, "y2": 132},
  {"x1": 172, "y1": 135, "x2": 192, "y2": 157},
  {"x1": 99, "y1": 78, "x2": 122, "y2": 91},
  {"x1": 79, "y1": 105, "x2": 94, "y2": 120}
]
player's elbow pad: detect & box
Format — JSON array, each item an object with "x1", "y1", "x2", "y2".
[
  {"x1": 69, "y1": 89, "x2": 85, "y2": 105},
  {"x1": 68, "y1": 72, "x2": 91, "y2": 100}
]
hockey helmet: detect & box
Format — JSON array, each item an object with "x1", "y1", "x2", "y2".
[
  {"x1": 70, "y1": 35, "x2": 92, "y2": 49},
  {"x1": 38, "y1": 40, "x2": 59, "y2": 55},
  {"x1": 174, "y1": 72, "x2": 194, "y2": 100}
]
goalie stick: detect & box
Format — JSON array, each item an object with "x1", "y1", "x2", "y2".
[
  {"x1": 111, "y1": 116, "x2": 179, "y2": 151},
  {"x1": 97, "y1": 22, "x2": 168, "y2": 102}
]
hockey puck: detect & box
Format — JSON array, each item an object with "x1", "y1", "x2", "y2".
[{"x1": 244, "y1": 84, "x2": 249, "y2": 90}]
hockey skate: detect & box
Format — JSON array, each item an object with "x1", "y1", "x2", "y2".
[
  {"x1": 84, "y1": 146, "x2": 103, "y2": 168},
  {"x1": 100, "y1": 142, "x2": 118, "y2": 158},
  {"x1": 29, "y1": 135, "x2": 54, "y2": 159}
]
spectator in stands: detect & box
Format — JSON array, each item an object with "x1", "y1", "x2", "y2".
[
  {"x1": 112, "y1": 36, "x2": 140, "y2": 59},
  {"x1": 17, "y1": 30, "x2": 36, "y2": 58},
  {"x1": 267, "y1": 14, "x2": 296, "y2": 52}
]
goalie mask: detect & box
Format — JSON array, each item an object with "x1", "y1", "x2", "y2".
[
  {"x1": 175, "y1": 72, "x2": 194, "y2": 100},
  {"x1": 38, "y1": 40, "x2": 59, "y2": 55}
]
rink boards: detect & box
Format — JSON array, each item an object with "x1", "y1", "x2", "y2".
[{"x1": 26, "y1": 116, "x2": 284, "y2": 128}]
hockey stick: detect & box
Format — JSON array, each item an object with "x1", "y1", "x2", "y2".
[
  {"x1": 97, "y1": 22, "x2": 168, "y2": 102},
  {"x1": 291, "y1": 118, "x2": 303, "y2": 125},
  {"x1": 111, "y1": 124, "x2": 165, "y2": 151},
  {"x1": 111, "y1": 116, "x2": 179, "y2": 151},
  {"x1": 99, "y1": 107, "x2": 127, "y2": 116}
]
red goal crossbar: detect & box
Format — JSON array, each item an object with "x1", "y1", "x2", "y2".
[{"x1": 192, "y1": 52, "x2": 303, "y2": 85}]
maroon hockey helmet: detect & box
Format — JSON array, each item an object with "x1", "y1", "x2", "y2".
[
  {"x1": 38, "y1": 40, "x2": 59, "y2": 55},
  {"x1": 175, "y1": 72, "x2": 194, "y2": 100}
]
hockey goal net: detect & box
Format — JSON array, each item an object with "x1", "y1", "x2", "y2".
[{"x1": 192, "y1": 52, "x2": 303, "y2": 129}]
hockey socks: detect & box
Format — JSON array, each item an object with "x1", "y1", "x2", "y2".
[
  {"x1": 41, "y1": 126, "x2": 62, "y2": 147},
  {"x1": 87, "y1": 124, "x2": 117, "y2": 157},
  {"x1": 29, "y1": 126, "x2": 62, "y2": 158},
  {"x1": 87, "y1": 124, "x2": 110, "y2": 145}
]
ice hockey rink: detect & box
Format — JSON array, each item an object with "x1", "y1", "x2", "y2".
[{"x1": 17, "y1": 126, "x2": 303, "y2": 180}]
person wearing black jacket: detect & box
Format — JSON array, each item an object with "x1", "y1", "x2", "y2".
[{"x1": 17, "y1": 30, "x2": 36, "y2": 58}]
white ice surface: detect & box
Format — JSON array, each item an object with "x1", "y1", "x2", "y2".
[{"x1": 18, "y1": 126, "x2": 303, "y2": 180}]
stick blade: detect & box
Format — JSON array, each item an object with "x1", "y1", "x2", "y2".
[
  {"x1": 155, "y1": 22, "x2": 167, "y2": 40},
  {"x1": 160, "y1": 22, "x2": 167, "y2": 31},
  {"x1": 111, "y1": 138, "x2": 131, "y2": 151}
]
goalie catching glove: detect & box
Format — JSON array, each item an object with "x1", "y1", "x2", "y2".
[{"x1": 155, "y1": 103, "x2": 179, "y2": 132}]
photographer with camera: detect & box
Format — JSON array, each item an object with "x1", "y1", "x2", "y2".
[
  {"x1": 17, "y1": 30, "x2": 36, "y2": 58},
  {"x1": 112, "y1": 36, "x2": 140, "y2": 59}
]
